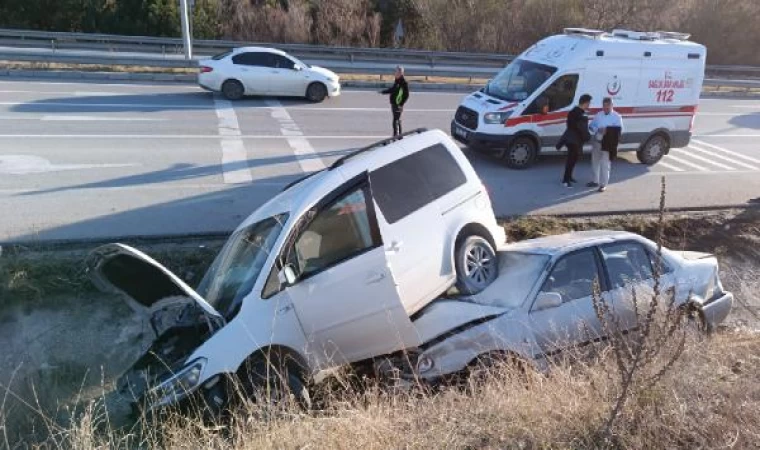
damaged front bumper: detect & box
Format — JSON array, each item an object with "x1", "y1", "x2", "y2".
[{"x1": 699, "y1": 291, "x2": 734, "y2": 331}]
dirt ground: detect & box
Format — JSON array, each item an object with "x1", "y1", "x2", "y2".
[{"x1": 0, "y1": 209, "x2": 758, "y2": 441}]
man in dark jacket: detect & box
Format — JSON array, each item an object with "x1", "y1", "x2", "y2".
[
  {"x1": 556, "y1": 94, "x2": 592, "y2": 187},
  {"x1": 381, "y1": 66, "x2": 410, "y2": 136}
]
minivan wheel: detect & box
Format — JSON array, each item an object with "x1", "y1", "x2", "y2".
[
  {"x1": 501, "y1": 136, "x2": 538, "y2": 169},
  {"x1": 221, "y1": 79, "x2": 245, "y2": 101},
  {"x1": 637, "y1": 134, "x2": 669, "y2": 165},
  {"x1": 306, "y1": 82, "x2": 328, "y2": 103},
  {"x1": 238, "y1": 356, "x2": 311, "y2": 410},
  {"x1": 455, "y1": 235, "x2": 498, "y2": 295}
]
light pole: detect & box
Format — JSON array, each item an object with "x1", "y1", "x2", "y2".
[{"x1": 179, "y1": 0, "x2": 192, "y2": 60}]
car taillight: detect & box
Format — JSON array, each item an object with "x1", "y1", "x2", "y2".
[{"x1": 200, "y1": 66, "x2": 213, "y2": 73}]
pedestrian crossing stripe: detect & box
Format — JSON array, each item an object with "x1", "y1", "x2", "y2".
[{"x1": 657, "y1": 144, "x2": 760, "y2": 173}]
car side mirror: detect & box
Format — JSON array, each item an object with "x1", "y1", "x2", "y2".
[
  {"x1": 278, "y1": 264, "x2": 298, "y2": 287},
  {"x1": 294, "y1": 64, "x2": 303, "y2": 71},
  {"x1": 534, "y1": 292, "x2": 563, "y2": 311}
]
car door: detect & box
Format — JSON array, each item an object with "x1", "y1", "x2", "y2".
[
  {"x1": 521, "y1": 73, "x2": 580, "y2": 151},
  {"x1": 269, "y1": 54, "x2": 308, "y2": 96},
  {"x1": 230, "y1": 51, "x2": 270, "y2": 95},
  {"x1": 280, "y1": 177, "x2": 421, "y2": 366},
  {"x1": 598, "y1": 241, "x2": 659, "y2": 331},
  {"x1": 528, "y1": 248, "x2": 605, "y2": 356},
  {"x1": 369, "y1": 143, "x2": 467, "y2": 315}
]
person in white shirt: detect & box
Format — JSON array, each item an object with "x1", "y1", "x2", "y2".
[{"x1": 587, "y1": 97, "x2": 624, "y2": 191}]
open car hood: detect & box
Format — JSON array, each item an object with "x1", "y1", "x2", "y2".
[{"x1": 86, "y1": 243, "x2": 223, "y2": 321}]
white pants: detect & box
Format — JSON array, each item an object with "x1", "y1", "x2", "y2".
[{"x1": 591, "y1": 141, "x2": 611, "y2": 186}]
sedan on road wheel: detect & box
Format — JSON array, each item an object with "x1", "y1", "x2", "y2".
[{"x1": 198, "y1": 47, "x2": 341, "y2": 102}]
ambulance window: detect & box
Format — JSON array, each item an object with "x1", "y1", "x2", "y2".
[{"x1": 524, "y1": 74, "x2": 579, "y2": 115}]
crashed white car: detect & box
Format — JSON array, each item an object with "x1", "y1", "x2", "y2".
[
  {"x1": 383, "y1": 230, "x2": 734, "y2": 381},
  {"x1": 86, "y1": 129, "x2": 505, "y2": 413}
]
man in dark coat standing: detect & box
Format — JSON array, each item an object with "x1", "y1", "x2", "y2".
[
  {"x1": 381, "y1": 66, "x2": 410, "y2": 136},
  {"x1": 556, "y1": 94, "x2": 592, "y2": 188}
]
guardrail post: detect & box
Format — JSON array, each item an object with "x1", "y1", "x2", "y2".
[{"x1": 51, "y1": 39, "x2": 55, "y2": 52}]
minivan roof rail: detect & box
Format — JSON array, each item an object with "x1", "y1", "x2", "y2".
[
  {"x1": 329, "y1": 128, "x2": 430, "y2": 170},
  {"x1": 563, "y1": 28, "x2": 605, "y2": 38},
  {"x1": 281, "y1": 128, "x2": 430, "y2": 192},
  {"x1": 655, "y1": 30, "x2": 691, "y2": 41}
]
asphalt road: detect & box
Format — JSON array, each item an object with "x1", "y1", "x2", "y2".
[{"x1": 1, "y1": 77, "x2": 759, "y2": 243}]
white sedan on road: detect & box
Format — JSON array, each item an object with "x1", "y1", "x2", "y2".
[{"x1": 198, "y1": 47, "x2": 341, "y2": 102}]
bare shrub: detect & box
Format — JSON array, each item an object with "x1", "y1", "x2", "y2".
[
  {"x1": 312, "y1": 0, "x2": 381, "y2": 47},
  {"x1": 219, "y1": 0, "x2": 313, "y2": 43}
]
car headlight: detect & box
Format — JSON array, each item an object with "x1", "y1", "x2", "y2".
[
  {"x1": 483, "y1": 111, "x2": 513, "y2": 124},
  {"x1": 416, "y1": 355, "x2": 435, "y2": 374},
  {"x1": 150, "y1": 358, "x2": 207, "y2": 407}
]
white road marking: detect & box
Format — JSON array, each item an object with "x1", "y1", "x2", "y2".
[
  {"x1": 0, "y1": 155, "x2": 137, "y2": 175},
  {"x1": 266, "y1": 99, "x2": 326, "y2": 172},
  {"x1": 656, "y1": 161, "x2": 685, "y2": 172},
  {"x1": 671, "y1": 148, "x2": 736, "y2": 171},
  {"x1": 663, "y1": 154, "x2": 708, "y2": 171},
  {"x1": 0, "y1": 134, "x2": 388, "y2": 139},
  {"x1": 688, "y1": 145, "x2": 759, "y2": 171},
  {"x1": 0, "y1": 101, "x2": 209, "y2": 109},
  {"x1": 693, "y1": 134, "x2": 760, "y2": 137},
  {"x1": 692, "y1": 139, "x2": 760, "y2": 164},
  {"x1": 212, "y1": 96, "x2": 253, "y2": 184}
]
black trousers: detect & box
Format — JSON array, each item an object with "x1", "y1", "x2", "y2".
[
  {"x1": 392, "y1": 106, "x2": 403, "y2": 136},
  {"x1": 562, "y1": 143, "x2": 581, "y2": 183}
]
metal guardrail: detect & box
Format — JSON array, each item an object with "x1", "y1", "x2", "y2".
[{"x1": 1, "y1": 28, "x2": 759, "y2": 88}]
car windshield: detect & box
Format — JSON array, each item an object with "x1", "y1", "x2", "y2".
[
  {"x1": 197, "y1": 214, "x2": 288, "y2": 317},
  {"x1": 473, "y1": 252, "x2": 550, "y2": 309},
  {"x1": 486, "y1": 59, "x2": 557, "y2": 102}
]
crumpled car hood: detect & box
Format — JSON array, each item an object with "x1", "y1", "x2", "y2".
[{"x1": 86, "y1": 243, "x2": 223, "y2": 321}]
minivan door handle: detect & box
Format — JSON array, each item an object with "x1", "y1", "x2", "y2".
[
  {"x1": 366, "y1": 272, "x2": 387, "y2": 285},
  {"x1": 385, "y1": 241, "x2": 403, "y2": 254},
  {"x1": 277, "y1": 303, "x2": 294, "y2": 315}
]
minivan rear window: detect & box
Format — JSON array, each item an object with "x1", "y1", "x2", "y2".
[{"x1": 370, "y1": 144, "x2": 467, "y2": 224}]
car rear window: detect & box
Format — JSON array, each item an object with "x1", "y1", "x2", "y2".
[
  {"x1": 370, "y1": 143, "x2": 467, "y2": 224},
  {"x1": 211, "y1": 51, "x2": 232, "y2": 61}
]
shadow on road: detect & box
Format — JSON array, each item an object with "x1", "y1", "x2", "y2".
[
  {"x1": 17, "y1": 149, "x2": 352, "y2": 196},
  {"x1": 10, "y1": 92, "x2": 317, "y2": 114}
]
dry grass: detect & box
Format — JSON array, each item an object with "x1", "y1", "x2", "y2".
[{"x1": 8, "y1": 327, "x2": 759, "y2": 449}]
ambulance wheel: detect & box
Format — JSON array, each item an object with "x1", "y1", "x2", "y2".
[
  {"x1": 501, "y1": 136, "x2": 538, "y2": 169},
  {"x1": 637, "y1": 134, "x2": 669, "y2": 165}
]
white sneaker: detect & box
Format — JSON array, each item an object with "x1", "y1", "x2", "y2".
[{"x1": 563, "y1": 182, "x2": 572, "y2": 188}]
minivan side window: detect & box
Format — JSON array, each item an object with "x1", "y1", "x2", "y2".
[
  {"x1": 370, "y1": 144, "x2": 467, "y2": 224},
  {"x1": 291, "y1": 185, "x2": 379, "y2": 278},
  {"x1": 524, "y1": 74, "x2": 580, "y2": 115}
]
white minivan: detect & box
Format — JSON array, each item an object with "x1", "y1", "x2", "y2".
[
  {"x1": 452, "y1": 28, "x2": 706, "y2": 169},
  {"x1": 88, "y1": 129, "x2": 505, "y2": 412}
]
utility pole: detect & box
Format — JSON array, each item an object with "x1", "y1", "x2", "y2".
[{"x1": 179, "y1": 0, "x2": 192, "y2": 60}]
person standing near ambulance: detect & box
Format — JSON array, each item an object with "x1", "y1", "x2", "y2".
[
  {"x1": 557, "y1": 94, "x2": 592, "y2": 188},
  {"x1": 588, "y1": 97, "x2": 624, "y2": 192},
  {"x1": 381, "y1": 66, "x2": 410, "y2": 136}
]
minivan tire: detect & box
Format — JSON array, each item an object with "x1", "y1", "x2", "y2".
[
  {"x1": 238, "y1": 355, "x2": 311, "y2": 409},
  {"x1": 637, "y1": 134, "x2": 669, "y2": 165},
  {"x1": 454, "y1": 235, "x2": 499, "y2": 295},
  {"x1": 306, "y1": 82, "x2": 328, "y2": 103},
  {"x1": 501, "y1": 136, "x2": 538, "y2": 169},
  {"x1": 222, "y1": 79, "x2": 245, "y2": 101}
]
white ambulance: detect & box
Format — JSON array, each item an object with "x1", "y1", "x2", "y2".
[{"x1": 451, "y1": 28, "x2": 706, "y2": 169}]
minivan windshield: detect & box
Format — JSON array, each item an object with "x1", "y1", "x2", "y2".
[
  {"x1": 486, "y1": 59, "x2": 557, "y2": 102},
  {"x1": 473, "y1": 252, "x2": 550, "y2": 309},
  {"x1": 197, "y1": 214, "x2": 288, "y2": 317}
]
